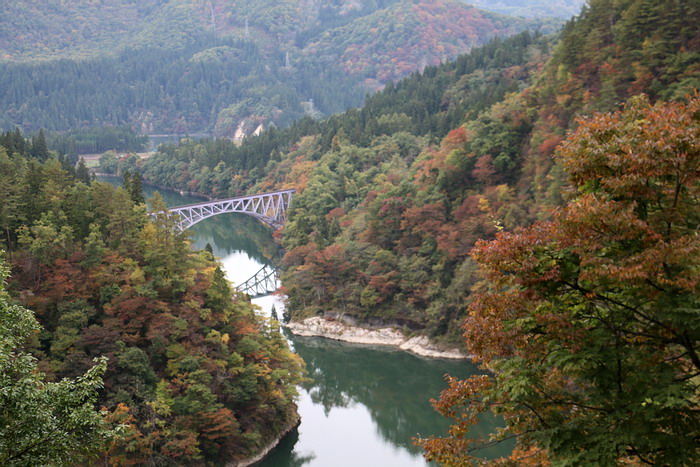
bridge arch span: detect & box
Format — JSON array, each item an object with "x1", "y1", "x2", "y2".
[
  {"x1": 153, "y1": 189, "x2": 293, "y2": 297},
  {"x1": 164, "y1": 189, "x2": 295, "y2": 230}
]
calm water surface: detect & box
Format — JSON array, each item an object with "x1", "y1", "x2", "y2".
[{"x1": 98, "y1": 176, "x2": 513, "y2": 466}]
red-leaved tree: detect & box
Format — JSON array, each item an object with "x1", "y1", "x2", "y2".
[{"x1": 419, "y1": 95, "x2": 700, "y2": 465}]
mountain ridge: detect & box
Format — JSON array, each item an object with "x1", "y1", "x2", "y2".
[{"x1": 0, "y1": 0, "x2": 554, "y2": 134}]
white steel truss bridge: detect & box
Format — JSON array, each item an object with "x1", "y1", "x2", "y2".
[
  {"x1": 237, "y1": 263, "x2": 280, "y2": 298},
  {"x1": 166, "y1": 189, "x2": 295, "y2": 230},
  {"x1": 159, "y1": 189, "x2": 293, "y2": 298}
]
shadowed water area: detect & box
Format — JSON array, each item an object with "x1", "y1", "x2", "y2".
[{"x1": 98, "y1": 175, "x2": 513, "y2": 465}]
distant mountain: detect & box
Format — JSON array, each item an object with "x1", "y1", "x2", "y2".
[
  {"x1": 0, "y1": 0, "x2": 562, "y2": 135},
  {"x1": 0, "y1": 0, "x2": 165, "y2": 60},
  {"x1": 0, "y1": 0, "x2": 403, "y2": 61},
  {"x1": 304, "y1": 0, "x2": 537, "y2": 84}
]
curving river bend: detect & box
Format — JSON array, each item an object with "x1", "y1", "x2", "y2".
[{"x1": 100, "y1": 176, "x2": 513, "y2": 466}]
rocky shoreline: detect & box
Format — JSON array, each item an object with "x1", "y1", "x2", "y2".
[{"x1": 285, "y1": 316, "x2": 469, "y2": 359}]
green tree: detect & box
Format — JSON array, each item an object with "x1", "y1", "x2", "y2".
[
  {"x1": 141, "y1": 192, "x2": 191, "y2": 297},
  {"x1": 122, "y1": 169, "x2": 132, "y2": 193},
  {"x1": 30, "y1": 129, "x2": 50, "y2": 161},
  {"x1": 0, "y1": 255, "x2": 118, "y2": 465},
  {"x1": 99, "y1": 150, "x2": 119, "y2": 174},
  {"x1": 420, "y1": 96, "x2": 700, "y2": 465},
  {"x1": 76, "y1": 157, "x2": 91, "y2": 184},
  {"x1": 128, "y1": 171, "x2": 146, "y2": 205},
  {"x1": 0, "y1": 149, "x2": 25, "y2": 254}
]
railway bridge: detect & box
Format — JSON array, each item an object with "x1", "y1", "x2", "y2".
[
  {"x1": 166, "y1": 189, "x2": 295, "y2": 230},
  {"x1": 162, "y1": 189, "x2": 294, "y2": 297}
]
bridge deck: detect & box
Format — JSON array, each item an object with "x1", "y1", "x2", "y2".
[
  {"x1": 169, "y1": 189, "x2": 296, "y2": 210},
  {"x1": 161, "y1": 188, "x2": 295, "y2": 231}
]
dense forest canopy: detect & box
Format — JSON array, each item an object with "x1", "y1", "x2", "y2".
[
  {"x1": 0, "y1": 136, "x2": 305, "y2": 464},
  {"x1": 0, "y1": 258, "x2": 117, "y2": 465},
  {"x1": 133, "y1": 31, "x2": 545, "y2": 198},
  {"x1": 0, "y1": 0, "x2": 563, "y2": 61},
  {"x1": 421, "y1": 95, "x2": 700, "y2": 466}
]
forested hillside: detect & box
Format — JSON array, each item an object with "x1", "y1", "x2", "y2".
[
  {"x1": 132, "y1": 1, "x2": 700, "y2": 463},
  {"x1": 0, "y1": 0, "x2": 401, "y2": 60},
  {"x1": 137, "y1": 29, "x2": 552, "y2": 336},
  {"x1": 0, "y1": 39, "x2": 363, "y2": 135},
  {"x1": 137, "y1": 31, "x2": 544, "y2": 197},
  {"x1": 274, "y1": 0, "x2": 700, "y2": 338},
  {"x1": 421, "y1": 94, "x2": 700, "y2": 466},
  {"x1": 302, "y1": 0, "x2": 540, "y2": 83},
  {"x1": 136, "y1": 0, "x2": 700, "y2": 350},
  {"x1": 0, "y1": 138, "x2": 305, "y2": 464},
  {"x1": 0, "y1": 0, "x2": 547, "y2": 135}
]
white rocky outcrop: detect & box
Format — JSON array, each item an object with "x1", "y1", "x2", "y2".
[{"x1": 285, "y1": 317, "x2": 469, "y2": 359}]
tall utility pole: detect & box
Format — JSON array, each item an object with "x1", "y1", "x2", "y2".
[
  {"x1": 285, "y1": 51, "x2": 291, "y2": 69},
  {"x1": 245, "y1": 18, "x2": 249, "y2": 39}
]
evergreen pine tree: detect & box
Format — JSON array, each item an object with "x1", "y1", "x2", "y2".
[
  {"x1": 128, "y1": 171, "x2": 145, "y2": 205},
  {"x1": 59, "y1": 153, "x2": 74, "y2": 175},
  {"x1": 13, "y1": 127, "x2": 25, "y2": 156},
  {"x1": 76, "y1": 157, "x2": 91, "y2": 185},
  {"x1": 30, "y1": 129, "x2": 49, "y2": 161},
  {"x1": 122, "y1": 169, "x2": 132, "y2": 194}
]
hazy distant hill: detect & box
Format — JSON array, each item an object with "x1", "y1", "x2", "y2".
[
  {"x1": 465, "y1": 0, "x2": 585, "y2": 19},
  {"x1": 0, "y1": 0, "x2": 561, "y2": 135},
  {"x1": 0, "y1": 0, "x2": 163, "y2": 60},
  {"x1": 305, "y1": 0, "x2": 535, "y2": 84},
  {"x1": 0, "y1": 0, "x2": 403, "y2": 61}
]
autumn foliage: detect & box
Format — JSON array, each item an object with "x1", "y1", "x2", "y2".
[
  {"x1": 420, "y1": 96, "x2": 700, "y2": 465},
  {"x1": 0, "y1": 147, "x2": 305, "y2": 464}
]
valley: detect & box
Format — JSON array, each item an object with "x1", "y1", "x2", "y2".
[{"x1": 1, "y1": 0, "x2": 699, "y2": 465}]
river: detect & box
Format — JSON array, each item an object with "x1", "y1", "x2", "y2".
[{"x1": 99, "y1": 175, "x2": 513, "y2": 466}]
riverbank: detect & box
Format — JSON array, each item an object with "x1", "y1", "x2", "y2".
[
  {"x1": 230, "y1": 414, "x2": 301, "y2": 467},
  {"x1": 285, "y1": 316, "x2": 469, "y2": 359}
]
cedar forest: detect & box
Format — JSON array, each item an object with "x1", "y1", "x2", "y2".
[{"x1": 1, "y1": 0, "x2": 699, "y2": 465}]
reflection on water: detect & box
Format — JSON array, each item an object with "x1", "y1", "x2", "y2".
[
  {"x1": 97, "y1": 176, "x2": 513, "y2": 466},
  {"x1": 258, "y1": 336, "x2": 513, "y2": 466},
  {"x1": 188, "y1": 213, "x2": 279, "y2": 270}
]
